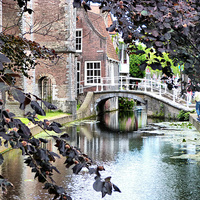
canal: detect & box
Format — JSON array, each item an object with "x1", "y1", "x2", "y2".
[{"x1": 1, "y1": 109, "x2": 200, "y2": 200}]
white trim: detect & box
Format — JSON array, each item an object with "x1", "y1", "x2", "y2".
[
  {"x1": 107, "y1": 56, "x2": 120, "y2": 63},
  {"x1": 84, "y1": 61, "x2": 101, "y2": 86},
  {"x1": 111, "y1": 62, "x2": 114, "y2": 85},
  {"x1": 76, "y1": 29, "x2": 82, "y2": 52},
  {"x1": 77, "y1": 61, "x2": 83, "y2": 93}
]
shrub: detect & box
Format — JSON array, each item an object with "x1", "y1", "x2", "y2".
[
  {"x1": 118, "y1": 97, "x2": 135, "y2": 110},
  {"x1": 177, "y1": 110, "x2": 190, "y2": 121}
]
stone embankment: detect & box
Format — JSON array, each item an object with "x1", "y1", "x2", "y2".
[
  {"x1": 189, "y1": 113, "x2": 200, "y2": 132},
  {"x1": 0, "y1": 92, "x2": 100, "y2": 153},
  {"x1": 0, "y1": 114, "x2": 74, "y2": 153}
]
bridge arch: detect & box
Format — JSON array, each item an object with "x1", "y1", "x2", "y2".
[
  {"x1": 94, "y1": 92, "x2": 147, "y2": 115},
  {"x1": 77, "y1": 90, "x2": 193, "y2": 120}
]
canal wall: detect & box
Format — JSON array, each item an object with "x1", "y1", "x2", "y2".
[
  {"x1": 189, "y1": 114, "x2": 200, "y2": 132},
  {"x1": 76, "y1": 92, "x2": 95, "y2": 119},
  {"x1": 0, "y1": 114, "x2": 74, "y2": 153},
  {"x1": 143, "y1": 93, "x2": 193, "y2": 119}
]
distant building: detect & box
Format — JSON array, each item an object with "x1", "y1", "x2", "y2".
[
  {"x1": 104, "y1": 13, "x2": 129, "y2": 90},
  {"x1": 105, "y1": 13, "x2": 129, "y2": 77}
]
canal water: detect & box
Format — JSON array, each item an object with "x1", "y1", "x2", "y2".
[{"x1": 1, "y1": 110, "x2": 200, "y2": 200}]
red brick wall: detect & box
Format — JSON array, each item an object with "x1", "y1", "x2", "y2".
[
  {"x1": 2, "y1": 0, "x2": 77, "y2": 113},
  {"x1": 76, "y1": 9, "x2": 107, "y2": 92},
  {"x1": 2, "y1": 0, "x2": 20, "y2": 35},
  {"x1": 35, "y1": 55, "x2": 68, "y2": 99},
  {"x1": 29, "y1": 0, "x2": 76, "y2": 103},
  {"x1": 32, "y1": 0, "x2": 66, "y2": 49}
]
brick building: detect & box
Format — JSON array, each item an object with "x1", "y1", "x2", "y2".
[
  {"x1": 1, "y1": 1, "x2": 120, "y2": 115},
  {"x1": 23, "y1": 0, "x2": 77, "y2": 115},
  {"x1": 76, "y1": 7, "x2": 119, "y2": 107},
  {"x1": 2, "y1": 0, "x2": 77, "y2": 115}
]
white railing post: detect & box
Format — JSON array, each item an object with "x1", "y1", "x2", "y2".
[
  {"x1": 126, "y1": 76, "x2": 128, "y2": 90},
  {"x1": 159, "y1": 82, "x2": 161, "y2": 96},
  {"x1": 151, "y1": 78, "x2": 153, "y2": 92},
  {"x1": 96, "y1": 79, "x2": 99, "y2": 91},
  {"x1": 101, "y1": 78, "x2": 103, "y2": 91},
  {"x1": 173, "y1": 88, "x2": 175, "y2": 102},
  {"x1": 144, "y1": 77, "x2": 146, "y2": 91},
  {"x1": 174, "y1": 88, "x2": 177, "y2": 100},
  {"x1": 120, "y1": 76, "x2": 122, "y2": 90},
  {"x1": 186, "y1": 92, "x2": 192, "y2": 107}
]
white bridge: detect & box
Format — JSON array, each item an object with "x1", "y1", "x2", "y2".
[{"x1": 77, "y1": 76, "x2": 192, "y2": 108}]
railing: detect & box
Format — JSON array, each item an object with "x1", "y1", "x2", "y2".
[{"x1": 77, "y1": 76, "x2": 191, "y2": 107}]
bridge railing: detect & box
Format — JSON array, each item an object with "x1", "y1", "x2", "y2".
[{"x1": 77, "y1": 76, "x2": 191, "y2": 107}]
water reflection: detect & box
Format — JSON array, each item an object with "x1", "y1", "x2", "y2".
[
  {"x1": 1, "y1": 111, "x2": 200, "y2": 199},
  {"x1": 97, "y1": 109, "x2": 147, "y2": 132}
]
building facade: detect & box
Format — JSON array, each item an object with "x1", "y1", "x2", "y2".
[
  {"x1": 76, "y1": 7, "x2": 119, "y2": 105},
  {"x1": 2, "y1": 0, "x2": 77, "y2": 115},
  {"x1": 1, "y1": 1, "x2": 120, "y2": 115}
]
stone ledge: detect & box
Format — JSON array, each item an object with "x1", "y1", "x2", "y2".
[
  {"x1": 0, "y1": 114, "x2": 73, "y2": 153},
  {"x1": 29, "y1": 114, "x2": 73, "y2": 135},
  {"x1": 189, "y1": 114, "x2": 200, "y2": 132}
]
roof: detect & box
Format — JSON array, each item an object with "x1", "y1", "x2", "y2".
[{"x1": 87, "y1": 11, "x2": 119, "y2": 61}]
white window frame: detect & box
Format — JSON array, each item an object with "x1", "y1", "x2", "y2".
[
  {"x1": 76, "y1": 29, "x2": 82, "y2": 52},
  {"x1": 111, "y1": 62, "x2": 114, "y2": 85},
  {"x1": 84, "y1": 61, "x2": 101, "y2": 86},
  {"x1": 77, "y1": 61, "x2": 83, "y2": 93}
]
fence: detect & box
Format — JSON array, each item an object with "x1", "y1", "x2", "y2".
[{"x1": 77, "y1": 76, "x2": 192, "y2": 107}]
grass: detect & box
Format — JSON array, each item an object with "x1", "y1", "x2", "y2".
[{"x1": 17, "y1": 111, "x2": 68, "y2": 125}]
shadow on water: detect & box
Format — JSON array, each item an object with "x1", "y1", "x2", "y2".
[{"x1": 1, "y1": 109, "x2": 200, "y2": 199}]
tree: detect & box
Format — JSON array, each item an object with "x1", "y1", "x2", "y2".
[
  {"x1": 83, "y1": 0, "x2": 200, "y2": 91},
  {"x1": 0, "y1": 34, "x2": 58, "y2": 78},
  {"x1": 129, "y1": 43, "x2": 145, "y2": 78},
  {"x1": 129, "y1": 43, "x2": 178, "y2": 80}
]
